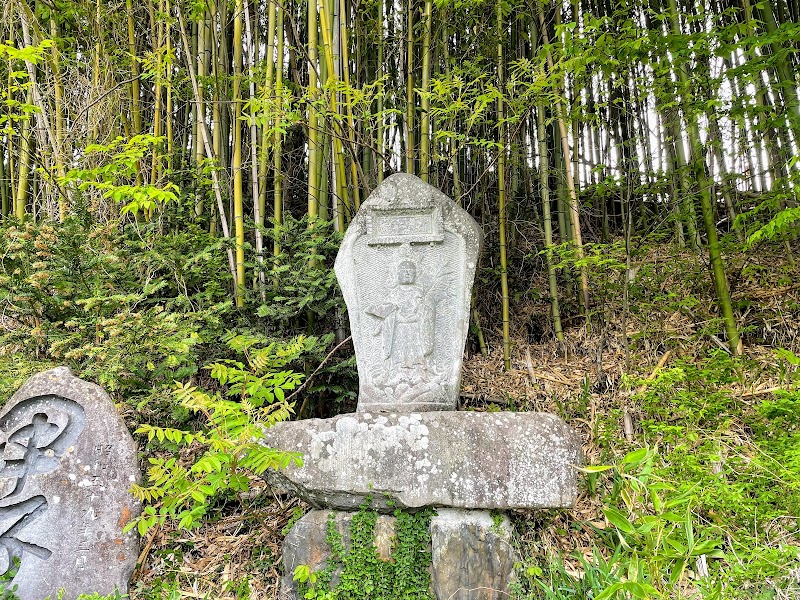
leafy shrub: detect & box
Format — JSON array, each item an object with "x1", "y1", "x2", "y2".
[
  {"x1": 0, "y1": 211, "x2": 353, "y2": 407},
  {"x1": 0, "y1": 208, "x2": 355, "y2": 534},
  {"x1": 0, "y1": 216, "x2": 230, "y2": 394},
  {"x1": 256, "y1": 215, "x2": 343, "y2": 325},
  {"x1": 130, "y1": 334, "x2": 317, "y2": 532}
]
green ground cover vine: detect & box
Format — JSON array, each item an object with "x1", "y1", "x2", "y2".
[{"x1": 294, "y1": 503, "x2": 435, "y2": 600}]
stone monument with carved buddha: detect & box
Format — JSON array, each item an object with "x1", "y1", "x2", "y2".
[{"x1": 334, "y1": 173, "x2": 483, "y2": 412}]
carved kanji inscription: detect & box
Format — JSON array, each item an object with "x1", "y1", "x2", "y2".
[{"x1": 0, "y1": 368, "x2": 140, "y2": 600}]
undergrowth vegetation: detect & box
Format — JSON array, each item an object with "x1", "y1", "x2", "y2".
[
  {"x1": 3, "y1": 0, "x2": 800, "y2": 596},
  {"x1": 505, "y1": 246, "x2": 800, "y2": 599},
  {"x1": 0, "y1": 211, "x2": 353, "y2": 408},
  {"x1": 1, "y1": 208, "x2": 799, "y2": 600}
]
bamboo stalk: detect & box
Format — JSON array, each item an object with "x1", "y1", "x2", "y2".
[
  {"x1": 419, "y1": 0, "x2": 433, "y2": 182},
  {"x1": 15, "y1": 89, "x2": 33, "y2": 221},
  {"x1": 441, "y1": 20, "x2": 461, "y2": 202},
  {"x1": 165, "y1": 0, "x2": 174, "y2": 175},
  {"x1": 375, "y1": 0, "x2": 385, "y2": 184},
  {"x1": 273, "y1": 2, "x2": 285, "y2": 256},
  {"x1": 338, "y1": 0, "x2": 361, "y2": 209},
  {"x1": 537, "y1": 101, "x2": 564, "y2": 342},
  {"x1": 150, "y1": 0, "x2": 164, "y2": 190},
  {"x1": 244, "y1": 0, "x2": 266, "y2": 301},
  {"x1": 668, "y1": 0, "x2": 740, "y2": 355},
  {"x1": 195, "y1": 8, "x2": 207, "y2": 216},
  {"x1": 404, "y1": 0, "x2": 414, "y2": 175},
  {"x1": 175, "y1": 4, "x2": 238, "y2": 292},
  {"x1": 307, "y1": 0, "x2": 321, "y2": 216},
  {"x1": 758, "y1": 0, "x2": 800, "y2": 145},
  {"x1": 497, "y1": 3, "x2": 511, "y2": 370},
  {"x1": 318, "y1": 0, "x2": 349, "y2": 231},
  {"x1": 0, "y1": 142, "x2": 7, "y2": 216},
  {"x1": 537, "y1": 1, "x2": 590, "y2": 313},
  {"x1": 259, "y1": 0, "x2": 277, "y2": 233},
  {"x1": 50, "y1": 12, "x2": 67, "y2": 220},
  {"x1": 5, "y1": 47, "x2": 15, "y2": 215},
  {"x1": 127, "y1": 0, "x2": 141, "y2": 139},
  {"x1": 17, "y1": 3, "x2": 67, "y2": 217},
  {"x1": 232, "y1": 0, "x2": 246, "y2": 306}
]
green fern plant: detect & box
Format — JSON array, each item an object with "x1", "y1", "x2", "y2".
[{"x1": 129, "y1": 335, "x2": 314, "y2": 533}]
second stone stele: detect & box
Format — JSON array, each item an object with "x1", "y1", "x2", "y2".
[
  {"x1": 0, "y1": 368, "x2": 141, "y2": 600},
  {"x1": 266, "y1": 174, "x2": 582, "y2": 599}
]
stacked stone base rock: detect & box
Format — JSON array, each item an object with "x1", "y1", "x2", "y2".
[{"x1": 263, "y1": 410, "x2": 582, "y2": 599}]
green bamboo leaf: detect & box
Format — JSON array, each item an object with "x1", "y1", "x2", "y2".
[
  {"x1": 595, "y1": 583, "x2": 624, "y2": 600},
  {"x1": 622, "y1": 448, "x2": 649, "y2": 464},
  {"x1": 622, "y1": 582, "x2": 649, "y2": 598},
  {"x1": 603, "y1": 507, "x2": 636, "y2": 534},
  {"x1": 575, "y1": 464, "x2": 614, "y2": 473}
]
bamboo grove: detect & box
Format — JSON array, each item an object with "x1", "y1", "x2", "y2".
[{"x1": 1, "y1": 0, "x2": 798, "y2": 366}]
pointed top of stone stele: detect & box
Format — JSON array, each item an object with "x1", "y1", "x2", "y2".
[{"x1": 335, "y1": 173, "x2": 483, "y2": 412}]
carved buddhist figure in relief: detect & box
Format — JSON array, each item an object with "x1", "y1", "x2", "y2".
[{"x1": 368, "y1": 260, "x2": 434, "y2": 380}]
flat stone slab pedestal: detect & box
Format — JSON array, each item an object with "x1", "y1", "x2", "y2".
[
  {"x1": 281, "y1": 509, "x2": 517, "y2": 600},
  {"x1": 263, "y1": 410, "x2": 582, "y2": 512},
  {"x1": 266, "y1": 410, "x2": 582, "y2": 598}
]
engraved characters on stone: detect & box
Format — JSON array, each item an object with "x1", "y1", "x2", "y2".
[
  {"x1": 0, "y1": 396, "x2": 85, "y2": 575},
  {"x1": 0, "y1": 367, "x2": 141, "y2": 600}
]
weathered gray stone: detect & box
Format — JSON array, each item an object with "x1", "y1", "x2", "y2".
[
  {"x1": 430, "y1": 510, "x2": 517, "y2": 600},
  {"x1": 281, "y1": 509, "x2": 517, "y2": 600},
  {"x1": 334, "y1": 173, "x2": 483, "y2": 412},
  {"x1": 0, "y1": 367, "x2": 141, "y2": 600},
  {"x1": 263, "y1": 411, "x2": 581, "y2": 511}
]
